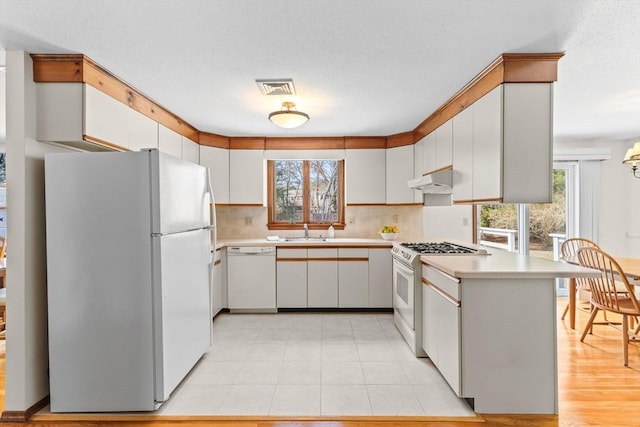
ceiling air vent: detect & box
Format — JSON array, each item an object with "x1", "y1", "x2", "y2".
[{"x1": 255, "y1": 79, "x2": 297, "y2": 96}]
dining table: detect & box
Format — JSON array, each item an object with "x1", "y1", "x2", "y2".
[{"x1": 563, "y1": 255, "x2": 640, "y2": 329}]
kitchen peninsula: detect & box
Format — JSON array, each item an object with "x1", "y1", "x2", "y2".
[{"x1": 420, "y1": 249, "x2": 598, "y2": 414}]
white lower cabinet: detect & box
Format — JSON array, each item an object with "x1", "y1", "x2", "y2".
[
  {"x1": 211, "y1": 248, "x2": 225, "y2": 317},
  {"x1": 338, "y1": 248, "x2": 369, "y2": 308},
  {"x1": 274, "y1": 246, "x2": 392, "y2": 309},
  {"x1": 276, "y1": 248, "x2": 308, "y2": 308},
  {"x1": 423, "y1": 284, "x2": 461, "y2": 394},
  {"x1": 368, "y1": 248, "x2": 392, "y2": 307},
  {"x1": 307, "y1": 248, "x2": 338, "y2": 308}
]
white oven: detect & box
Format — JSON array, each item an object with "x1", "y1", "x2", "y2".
[
  {"x1": 393, "y1": 257, "x2": 415, "y2": 330},
  {"x1": 391, "y1": 254, "x2": 425, "y2": 357}
]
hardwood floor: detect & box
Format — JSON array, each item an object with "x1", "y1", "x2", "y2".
[{"x1": 0, "y1": 299, "x2": 638, "y2": 426}]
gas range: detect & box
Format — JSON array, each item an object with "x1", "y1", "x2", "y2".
[{"x1": 391, "y1": 241, "x2": 488, "y2": 264}]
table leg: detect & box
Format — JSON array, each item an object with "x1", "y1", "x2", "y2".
[{"x1": 569, "y1": 277, "x2": 576, "y2": 330}]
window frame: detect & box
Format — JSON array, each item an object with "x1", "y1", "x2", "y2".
[{"x1": 267, "y1": 159, "x2": 345, "y2": 231}]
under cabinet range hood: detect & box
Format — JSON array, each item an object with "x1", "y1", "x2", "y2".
[{"x1": 408, "y1": 168, "x2": 453, "y2": 194}]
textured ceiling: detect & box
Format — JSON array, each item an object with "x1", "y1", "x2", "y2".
[{"x1": 0, "y1": 0, "x2": 639, "y2": 141}]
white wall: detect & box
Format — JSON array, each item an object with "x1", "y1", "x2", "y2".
[
  {"x1": 423, "y1": 204, "x2": 474, "y2": 242},
  {"x1": 5, "y1": 51, "x2": 76, "y2": 412},
  {"x1": 598, "y1": 140, "x2": 640, "y2": 257}
]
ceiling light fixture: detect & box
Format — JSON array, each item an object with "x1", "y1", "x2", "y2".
[
  {"x1": 268, "y1": 102, "x2": 309, "y2": 129},
  {"x1": 622, "y1": 141, "x2": 640, "y2": 178}
]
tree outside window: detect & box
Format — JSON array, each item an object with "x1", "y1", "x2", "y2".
[{"x1": 268, "y1": 159, "x2": 344, "y2": 230}]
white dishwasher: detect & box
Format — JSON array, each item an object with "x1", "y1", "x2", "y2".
[{"x1": 227, "y1": 246, "x2": 276, "y2": 312}]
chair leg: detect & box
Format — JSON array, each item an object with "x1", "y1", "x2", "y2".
[
  {"x1": 622, "y1": 315, "x2": 629, "y2": 367},
  {"x1": 581, "y1": 308, "x2": 600, "y2": 342},
  {"x1": 561, "y1": 303, "x2": 569, "y2": 320}
]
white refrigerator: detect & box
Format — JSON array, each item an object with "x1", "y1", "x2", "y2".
[{"x1": 44, "y1": 149, "x2": 215, "y2": 412}]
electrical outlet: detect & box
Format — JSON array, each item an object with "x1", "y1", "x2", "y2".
[
  {"x1": 244, "y1": 216, "x2": 253, "y2": 226},
  {"x1": 462, "y1": 217, "x2": 469, "y2": 227},
  {"x1": 348, "y1": 217, "x2": 356, "y2": 225},
  {"x1": 392, "y1": 214, "x2": 399, "y2": 223}
]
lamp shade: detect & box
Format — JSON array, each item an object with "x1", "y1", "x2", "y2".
[
  {"x1": 623, "y1": 141, "x2": 640, "y2": 163},
  {"x1": 268, "y1": 102, "x2": 309, "y2": 129}
]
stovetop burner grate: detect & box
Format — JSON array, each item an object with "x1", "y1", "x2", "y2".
[{"x1": 400, "y1": 241, "x2": 481, "y2": 255}]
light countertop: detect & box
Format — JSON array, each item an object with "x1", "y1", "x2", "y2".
[
  {"x1": 215, "y1": 237, "x2": 394, "y2": 250},
  {"x1": 420, "y1": 248, "x2": 600, "y2": 279}
]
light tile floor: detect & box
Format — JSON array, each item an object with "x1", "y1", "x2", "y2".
[{"x1": 159, "y1": 312, "x2": 475, "y2": 416}]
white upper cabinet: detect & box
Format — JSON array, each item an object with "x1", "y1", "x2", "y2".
[
  {"x1": 413, "y1": 138, "x2": 424, "y2": 203},
  {"x1": 84, "y1": 85, "x2": 130, "y2": 148},
  {"x1": 181, "y1": 137, "x2": 200, "y2": 164},
  {"x1": 37, "y1": 83, "x2": 132, "y2": 150},
  {"x1": 199, "y1": 145, "x2": 230, "y2": 204},
  {"x1": 346, "y1": 149, "x2": 386, "y2": 204},
  {"x1": 422, "y1": 132, "x2": 436, "y2": 175},
  {"x1": 229, "y1": 149, "x2": 265, "y2": 205},
  {"x1": 452, "y1": 106, "x2": 474, "y2": 202},
  {"x1": 386, "y1": 145, "x2": 415, "y2": 204},
  {"x1": 158, "y1": 124, "x2": 182, "y2": 158},
  {"x1": 452, "y1": 83, "x2": 553, "y2": 204},
  {"x1": 127, "y1": 109, "x2": 158, "y2": 151},
  {"x1": 435, "y1": 119, "x2": 453, "y2": 170}
]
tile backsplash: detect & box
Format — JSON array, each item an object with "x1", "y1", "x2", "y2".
[{"x1": 215, "y1": 205, "x2": 423, "y2": 240}]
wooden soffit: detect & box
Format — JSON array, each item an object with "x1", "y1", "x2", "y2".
[
  {"x1": 414, "y1": 52, "x2": 564, "y2": 140},
  {"x1": 199, "y1": 132, "x2": 230, "y2": 149},
  {"x1": 31, "y1": 53, "x2": 199, "y2": 142}
]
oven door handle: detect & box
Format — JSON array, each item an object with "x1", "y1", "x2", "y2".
[{"x1": 393, "y1": 259, "x2": 415, "y2": 277}]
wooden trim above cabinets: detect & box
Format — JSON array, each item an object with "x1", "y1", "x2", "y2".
[
  {"x1": 344, "y1": 137, "x2": 387, "y2": 149},
  {"x1": 266, "y1": 137, "x2": 345, "y2": 150},
  {"x1": 386, "y1": 131, "x2": 415, "y2": 148},
  {"x1": 229, "y1": 137, "x2": 266, "y2": 150},
  {"x1": 31, "y1": 54, "x2": 200, "y2": 142},
  {"x1": 199, "y1": 132, "x2": 230, "y2": 149},
  {"x1": 414, "y1": 53, "x2": 563, "y2": 140}
]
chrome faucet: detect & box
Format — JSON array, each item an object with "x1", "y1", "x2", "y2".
[{"x1": 303, "y1": 223, "x2": 309, "y2": 239}]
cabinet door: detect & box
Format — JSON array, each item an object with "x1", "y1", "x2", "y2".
[
  {"x1": 276, "y1": 248, "x2": 308, "y2": 308},
  {"x1": 433, "y1": 286, "x2": 461, "y2": 395},
  {"x1": 413, "y1": 138, "x2": 424, "y2": 203},
  {"x1": 338, "y1": 248, "x2": 369, "y2": 308},
  {"x1": 212, "y1": 249, "x2": 223, "y2": 316},
  {"x1": 181, "y1": 137, "x2": 200, "y2": 164},
  {"x1": 368, "y1": 248, "x2": 392, "y2": 307},
  {"x1": 199, "y1": 145, "x2": 230, "y2": 204},
  {"x1": 307, "y1": 248, "x2": 338, "y2": 308},
  {"x1": 158, "y1": 124, "x2": 183, "y2": 158},
  {"x1": 127, "y1": 109, "x2": 158, "y2": 151},
  {"x1": 386, "y1": 145, "x2": 414, "y2": 204},
  {"x1": 472, "y1": 85, "x2": 503, "y2": 201},
  {"x1": 502, "y1": 83, "x2": 553, "y2": 203},
  {"x1": 422, "y1": 284, "x2": 438, "y2": 359},
  {"x1": 85, "y1": 85, "x2": 130, "y2": 148},
  {"x1": 452, "y1": 106, "x2": 473, "y2": 202},
  {"x1": 229, "y1": 150, "x2": 264, "y2": 205},
  {"x1": 422, "y1": 133, "x2": 436, "y2": 174},
  {"x1": 435, "y1": 119, "x2": 453, "y2": 170},
  {"x1": 346, "y1": 149, "x2": 386, "y2": 204}
]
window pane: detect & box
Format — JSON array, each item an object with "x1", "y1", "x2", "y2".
[
  {"x1": 528, "y1": 169, "x2": 567, "y2": 260},
  {"x1": 478, "y1": 204, "x2": 518, "y2": 252},
  {"x1": 274, "y1": 160, "x2": 303, "y2": 223},
  {"x1": 309, "y1": 160, "x2": 338, "y2": 224}
]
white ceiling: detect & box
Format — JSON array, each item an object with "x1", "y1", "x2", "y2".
[{"x1": 0, "y1": 0, "x2": 639, "y2": 141}]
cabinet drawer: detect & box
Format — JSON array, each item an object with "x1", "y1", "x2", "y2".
[
  {"x1": 338, "y1": 248, "x2": 368, "y2": 258},
  {"x1": 422, "y1": 266, "x2": 460, "y2": 300},
  {"x1": 308, "y1": 248, "x2": 338, "y2": 258},
  {"x1": 277, "y1": 248, "x2": 307, "y2": 259}
]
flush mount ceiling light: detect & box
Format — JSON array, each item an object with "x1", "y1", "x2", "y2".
[
  {"x1": 622, "y1": 141, "x2": 640, "y2": 178},
  {"x1": 268, "y1": 102, "x2": 310, "y2": 129}
]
